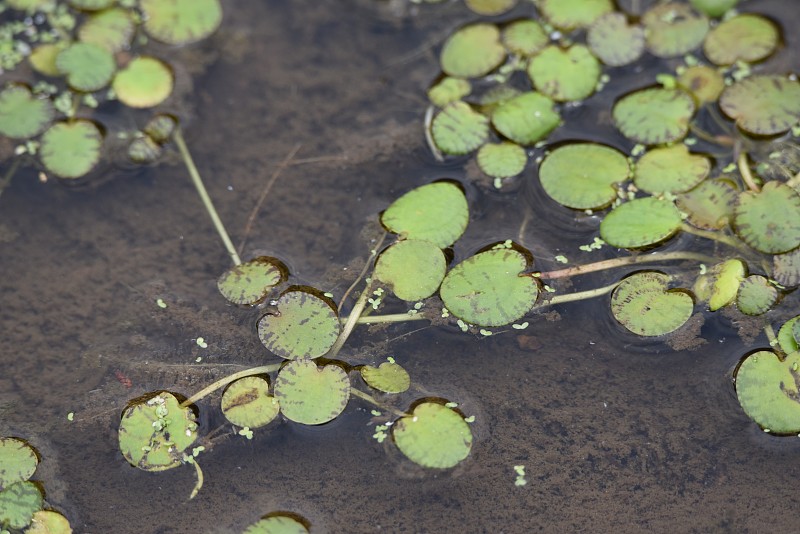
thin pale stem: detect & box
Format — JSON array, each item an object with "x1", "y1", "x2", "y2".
[
  {"x1": 338, "y1": 232, "x2": 387, "y2": 313},
  {"x1": 187, "y1": 459, "x2": 204, "y2": 500},
  {"x1": 679, "y1": 223, "x2": 747, "y2": 252},
  {"x1": 424, "y1": 105, "x2": 444, "y2": 162},
  {"x1": 328, "y1": 280, "x2": 373, "y2": 359},
  {"x1": 738, "y1": 152, "x2": 760, "y2": 192},
  {"x1": 180, "y1": 364, "x2": 282, "y2": 408},
  {"x1": 764, "y1": 323, "x2": 779, "y2": 352},
  {"x1": 0, "y1": 157, "x2": 21, "y2": 199},
  {"x1": 350, "y1": 387, "x2": 408, "y2": 418},
  {"x1": 352, "y1": 313, "x2": 427, "y2": 324},
  {"x1": 537, "y1": 281, "x2": 620, "y2": 307},
  {"x1": 539, "y1": 251, "x2": 717, "y2": 280},
  {"x1": 173, "y1": 127, "x2": 242, "y2": 266}
]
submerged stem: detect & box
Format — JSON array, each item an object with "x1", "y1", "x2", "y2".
[
  {"x1": 180, "y1": 363, "x2": 282, "y2": 408},
  {"x1": 350, "y1": 387, "x2": 408, "y2": 418},
  {"x1": 679, "y1": 224, "x2": 746, "y2": 252},
  {"x1": 328, "y1": 280, "x2": 374, "y2": 359},
  {"x1": 0, "y1": 157, "x2": 21, "y2": 199},
  {"x1": 539, "y1": 251, "x2": 717, "y2": 279},
  {"x1": 173, "y1": 127, "x2": 242, "y2": 266},
  {"x1": 738, "y1": 152, "x2": 760, "y2": 192}
]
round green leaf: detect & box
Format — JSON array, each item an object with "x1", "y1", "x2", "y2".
[
  {"x1": 587, "y1": 12, "x2": 645, "y2": 67},
  {"x1": 274, "y1": 360, "x2": 350, "y2": 425},
  {"x1": 56, "y1": 42, "x2": 115, "y2": 92},
  {"x1": 633, "y1": 144, "x2": 710, "y2": 194},
  {"x1": 127, "y1": 135, "x2": 162, "y2": 164},
  {"x1": 537, "y1": 0, "x2": 614, "y2": 30},
  {"x1": 736, "y1": 275, "x2": 778, "y2": 316},
  {"x1": 693, "y1": 258, "x2": 745, "y2": 311},
  {"x1": 0, "y1": 481, "x2": 43, "y2": 530},
  {"x1": 39, "y1": 120, "x2": 103, "y2": 179},
  {"x1": 643, "y1": 3, "x2": 708, "y2": 58},
  {"x1": 612, "y1": 88, "x2": 695, "y2": 145},
  {"x1": 600, "y1": 197, "x2": 682, "y2": 248},
  {"x1": 118, "y1": 391, "x2": 198, "y2": 472},
  {"x1": 440, "y1": 247, "x2": 538, "y2": 327},
  {"x1": 78, "y1": 7, "x2": 136, "y2": 53},
  {"x1": 773, "y1": 248, "x2": 800, "y2": 288},
  {"x1": 257, "y1": 289, "x2": 340, "y2": 360},
  {"x1": 360, "y1": 362, "x2": 411, "y2": 394},
  {"x1": 26, "y1": 510, "x2": 73, "y2": 534},
  {"x1": 677, "y1": 65, "x2": 725, "y2": 104},
  {"x1": 0, "y1": 438, "x2": 38, "y2": 489},
  {"x1": 217, "y1": 256, "x2": 287, "y2": 306},
  {"x1": 676, "y1": 178, "x2": 737, "y2": 230},
  {"x1": 538, "y1": 143, "x2": 630, "y2": 210},
  {"x1": 777, "y1": 316, "x2": 800, "y2": 355},
  {"x1": 689, "y1": 0, "x2": 738, "y2": 17},
  {"x1": 611, "y1": 272, "x2": 693, "y2": 336},
  {"x1": 491, "y1": 91, "x2": 560, "y2": 145},
  {"x1": 719, "y1": 75, "x2": 800, "y2": 136},
  {"x1": 465, "y1": 0, "x2": 516, "y2": 16},
  {"x1": 381, "y1": 182, "x2": 469, "y2": 249},
  {"x1": 476, "y1": 142, "x2": 527, "y2": 179},
  {"x1": 243, "y1": 515, "x2": 309, "y2": 534},
  {"x1": 502, "y1": 19, "x2": 548, "y2": 57},
  {"x1": 736, "y1": 350, "x2": 800, "y2": 434},
  {"x1": 0, "y1": 85, "x2": 53, "y2": 139},
  {"x1": 29, "y1": 44, "x2": 64, "y2": 77},
  {"x1": 703, "y1": 14, "x2": 778, "y2": 66},
  {"x1": 374, "y1": 240, "x2": 446, "y2": 302},
  {"x1": 69, "y1": 0, "x2": 114, "y2": 9},
  {"x1": 139, "y1": 0, "x2": 223, "y2": 45},
  {"x1": 113, "y1": 57, "x2": 174, "y2": 108},
  {"x1": 221, "y1": 377, "x2": 279, "y2": 429},
  {"x1": 527, "y1": 44, "x2": 601, "y2": 102},
  {"x1": 733, "y1": 182, "x2": 800, "y2": 254},
  {"x1": 431, "y1": 102, "x2": 489, "y2": 155},
  {"x1": 439, "y1": 23, "x2": 506, "y2": 78},
  {"x1": 393, "y1": 402, "x2": 472, "y2": 468},
  {"x1": 427, "y1": 77, "x2": 471, "y2": 108}
]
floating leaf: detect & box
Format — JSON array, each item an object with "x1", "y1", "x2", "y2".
[
  {"x1": 360, "y1": 362, "x2": 411, "y2": 394},
  {"x1": 777, "y1": 316, "x2": 800, "y2": 355},
  {"x1": 431, "y1": 102, "x2": 489, "y2": 156},
  {"x1": 381, "y1": 182, "x2": 469, "y2": 249},
  {"x1": 689, "y1": 0, "x2": 738, "y2": 17},
  {"x1": 633, "y1": 144, "x2": 710, "y2": 194},
  {"x1": 113, "y1": 57, "x2": 174, "y2": 109},
  {"x1": 217, "y1": 256, "x2": 287, "y2": 306},
  {"x1": 69, "y1": 0, "x2": 114, "y2": 9},
  {"x1": 274, "y1": 360, "x2": 350, "y2": 425},
  {"x1": 374, "y1": 240, "x2": 446, "y2": 302},
  {"x1": 643, "y1": 3, "x2": 708, "y2": 58},
  {"x1": 736, "y1": 275, "x2": 778, "y2": 316},
  {"x1": 0, "y1": 85, "x2": 53, "y2": 139},
  {"x1": 440, "y1": 248, "x2": 538, "y2": 327},
  {"x1": 736, "y1": 350, "x2": 800, "y2": 434},
  {"x1": 439, "y1": 23, "x2": 506, "y2": 78},
  {"x1": 242, "y1": 515, "x2": 309, "y2": 534},
  {"x1": 610, "y1": 272, "x2": 693, "y2": 336},
  {"x1": 693, "y1": 258, "x2": 745, "y2": 311},
  {"x1": 427, "y1": 77, "x2": 471, "y2": 108},
  {"x1": 257, "y1": 289, "x2": 340, "y2": 360},
  {"x1": 26, "y1": 510, "x2": 73, "y2": 534},
  {"x1": 719, "y1": 75, "x2": 800, "y2": 136},
  {"x1": 600, "y1": 197, "x2": 682, "y2": 248},
  {"x1": 139, "y1": 0, "x2": 223, "y2": 45},
  {"x1": 733, "y1": 182, "x2": 800, "y2": 254},
  {"x1": 703, "y1": 14, "x2": 778, "y2": 66},
  {"x1": 773, "y1": 248, "x2": 800, "y2": 287},
  {"x1": 527, "y1": 44, "x2": 601, "y2": 102},
  {"x1": 501, "y1": 19, "x2": 549, "y2": 57},
  {"x1": 476, "y1": 142, "x2": 527, "y2": 179},
  {"x1": 0, "y1": 481, "x2": 43, "y2": 530},
  {"x1": 491, "y1": 91, "x2": 560, "y2": 145},
  {"x1": 465, "y1": 0, "x2": 516, "y2": 16},
  {"x1": 118, "y1": 392, "x2": 198, "y2": 472},
  {"x1": 677, "y1": 65, "x2": 725, "y2": 104},
  {"x1": 6, "y1": 0, "x2": 55, "y2": 11},
  {"x1": 143, "y1": 114, "x2": 177, "y2": 144},
  {"x1": 39, "y1": 120, "x2": 103, "y2": 179},
  {"x1": 221, "y1": 377, "x2": 279, "y2": 429},
  {"x1": 0, "y1": 438, "x2": 38, "y2": 489},
  {"x1": 393, "y1": 402, "x2": 472, "y2": 468},
  {"x1": 56, "y1": 42, "x2": 115, "y2": 92},
  {"x1": 127, "y1": 136, "x2": 162, "y2": 164},
  {"x1": 28, "y1": 44, "x2": 64, "y2": 77},
  {"x1": 676, "y1": 178, "x2": 737, "y2": 230},
  {"x1": 538, "y1": 143, "x2": 630, "y2": 210},
  {"x1": 612, "y1": 88, "x2": 695, "y2": 144},
  {"x1": 537, "y1": 0, "x2": 614, "y2": 30},
  {"x1": 587, "y1": 12, "x2": 645, "y2": 67},
  {"x1": 78, "y1": 7, "x2": 135, "y2": 53}
]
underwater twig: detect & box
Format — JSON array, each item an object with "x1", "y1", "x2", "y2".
[
  {"x1": 338, "y1": 232, "x2": 387, "y2": 313},
  {"x1": 350, "y1": 387, "x2": 408, "y2": 418},
  {"x1": 180, "y1": 363, "x2": 282, "y2": 408},
  {"x1": 173, "y1": 127, "x2": 242, "y2": 266},
  {"x1": 738, "y1": 152, "x2": 760, "y2": 192},
  {"x1": 238, "y1": 143, "x2": 303, "y2": 255},
  {"x1": 538, "y1": 250, "x2": 717, "y2": 279},
  {"x1": 0, "y1": 157, "x2": 21, "y2": 200}
]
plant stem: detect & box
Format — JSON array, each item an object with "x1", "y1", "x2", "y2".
[
  {"x1": 338, "y1": 231, "x2": 387, "y2": 313},
  {"x1": 180, "y1": 363, "x2": 282, "y2": 408},
  {"x1": 352, "y1": 313, "x2": 428, "y2": 324},
  {"x1": 679, "y1": 224, "x2": 747, "y2": 252},
  {"x1": 173, "y1": 127, "x2": 242, "y2": 266},
  {"x1": 538, "y1": 250, "x2": 717, "y2": 280},
  {"x1": 537, "y1": 281, "x2": 620, "y2": 307},
  {"x1": 350, "y1": 387, "x2": 408, "y2": 418},
  {"x1": 328, "y1": 280, "x2": 374, "y2": 359},
  {"x1": 0, "y1": 157, "x2": 21, "y2": 200},
  {"x1": 738, "y1": 152, "x2": 760, "y2": 192}
]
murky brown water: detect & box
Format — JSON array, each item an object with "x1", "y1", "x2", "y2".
[{"x1": 2, "y1": 1, "x2": 800, "y2": 532}]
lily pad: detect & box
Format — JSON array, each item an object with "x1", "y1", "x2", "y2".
[
  {"x1": 703, "y1": 14, "x2": 778, "y2": 66},
  {"x1": 777, "y1": 316, "x2": 800, "y2": 355},
  {"x1": 427, "y1": 77, "x2": 471, "y2": 108},
  {"x1": 733, "y1": 182, "x2": 800, "y2": 254},
  {"x1": 0, "y1": 438, "x2": 38, "y2": 489},
  {"x1": 243, "y1": 515, "x2": 309, "y2": 534},
  {"x1": 113, "y1": 57, "x2": 174, "y2": 108},
  {"x1": 26, "y1": 510, "x2": 73, "y2": 534},
  {"x1": 773, "y1": 248, "x2": 800, "y2": 287},
  {"x1": 537, "y1": 0, "x2": 614, "y2": 30},
  {"x1": 642, "y1": 3, "x2": 708, "y2": 58},
  {"x1": 736, "y1": 275, "x2": 778, "y2": 316},
  {"x1": 274, "y1": 360, "x2": 350, "y2": 425},
  {"x1": 491, "y1": 91, "x2": 560, "y2": 145},
  {"x1": 633, "y1": 144, "x2": 710, "y2": 194},
  {"x1": 374, "y1": 239, "x2": 446, "y2": 302},
  {"x1": 527, "y1": 44, "x2": 601, "y2": 102},
  {"x1": 612, "y1": 87, "x2": 695, "y2": 144},
  {"x1": 0, "y1": 85, "x2": 53, "y2": 139},
  {"x1": 465, "y1": 0, "x2": 516, "y2": 16},
  {"x1": 689, "y1": 0, "x2": 738, "y2": 17},
  {"x1": 719, "y1": 75, "x2": 800, "y2": 136},
  {"x1": 39, "y1": 120, "x2": 103, "y2": 179},
  {"x1": 217, "y1": 256, "x2": 287, "y2": 306},
  {"x1": 257, "y1": 288, "x2": 340, "y2": 360},
  {"x1": 693, "y1": 258, "x2": 745, "y2": 311},
  {"x1": 360, "y1": 362, "x2": 411, "y2": 394},
  {"x1": 600, "y1": 197, "x2": 682, "y2": 248},
  {"x1": 610, "y1": 272, "x2": 693, "y2": 336},
  {"x1": 431, "y1": 102, "x2": 490, "y2": 155},
  {"x1": 143, "y1": 114, "x2": 177, "y2": 144},
  {"x1": 675, "y1": 178, "x2": 737, "y2": 230},
  {"x1": 475, "y1": 142, "x2": 527, "y2": 179},
  {"x1": 127, "y1": 136, "x2": 162, "y2": 164},
  {"x1": 677, "y1": 65, "x2": 725, "y2": 104},
  {"x1": 0, "y1": 481, "x2": 42, "y2": 530},
  {"x1": 538, "y1": 143, "x2": 630, "y2": 210},
  {"x1": 393, "y1": 402, "x2": 472, "y2": 468},
  {"x1": 221, "y1": 376, "x2": 280, "y2": 429},
  {"x1": 501, "y1": 19, "x2": 549, "y2": 57},
  {"x1": 139, "y1": 0, "x2": 223, "y2": 45},
  {"x1": 587, "y1": 12, "x2": 645, "y2": 67},
  {"x1": 439, "y1": 23, "x2": 506, "y2": 79},
  {"x1": 381, "y1": 182, "x2": 469, "y2": 249},
  {"x1": 56, "y1": 42, "x2": 115, "y2": 92},
  {"x1": 78, "y1": 7, "x2": 136, "y2": 53},
  {"x1": 118, "y1": 391, "x2": 198, "y2": 472},
  {"x1": 440, "y1": 247, "x2": 538, "y2": 327},
  {"x1": 28, "y1": 44, "x2": 64, "y2": 77},
  {"x1": 735, "y1": 350, "x2": 800, "y2": 434}
]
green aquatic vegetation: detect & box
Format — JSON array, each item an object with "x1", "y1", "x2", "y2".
[{"x1": 242, "y1": 513, "x2": 310, "y2": 534}]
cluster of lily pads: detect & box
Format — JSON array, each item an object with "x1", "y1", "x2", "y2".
[
  {"x1": 0, "y1": 0, "x2": 222, "y2": 182},
  {"x1": 0, "y1": 437, "x2": 72, "y2": 533},
  {"x1": 421, "y1": 0, "x2": 800, "y2": 433}
]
